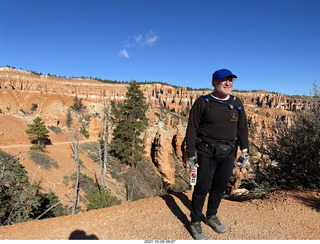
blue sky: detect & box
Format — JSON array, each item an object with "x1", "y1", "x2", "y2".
[{"x1": 1, "y1": 0, "x2": 319, "y2": 95}]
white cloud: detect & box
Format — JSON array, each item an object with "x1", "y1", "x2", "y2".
[
  {"x1": 145, "y1": 35, "x2": 159, "y2": 46},
  {"x1": 119, "y1": 49, "x2": 129, "y2": 58},
  {"x1": 118, "y1": 30, "x2": 159, "y2": 58},
  {"x1": 134, "y1": 30, "x2": 159, "y2": 47},
  {"x1": 133, "y1": 34, "x2": 143, "y2": 45}
]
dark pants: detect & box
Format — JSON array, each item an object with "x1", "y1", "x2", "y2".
[{"x1": 190, "y1": 153, "x2": 234, "y2": 223}]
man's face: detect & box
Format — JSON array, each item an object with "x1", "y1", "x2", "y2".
[{"x1": 212, "y1": 77, "x2": 234, "y2": 98}]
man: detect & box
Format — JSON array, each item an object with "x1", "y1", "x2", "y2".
[{"x1": 186, "y1": 68, "x2": 249, "y2": 240}]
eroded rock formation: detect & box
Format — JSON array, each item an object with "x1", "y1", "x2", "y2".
[
  {"x1": 1, "y1": 67, "x2": 310, "y2": 114},
  {"x1": 0, "y1": 67, "x2": 311, "y2": 190}
]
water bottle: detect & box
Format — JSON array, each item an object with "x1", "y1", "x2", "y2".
[
  {"x1": 238, "y1": 154, "x2": 249, "y2": 168},
  {"x1": 190, "y1": 167, "x2": 198, "y2": 186}
]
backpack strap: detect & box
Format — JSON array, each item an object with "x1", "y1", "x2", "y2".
[
  {"x1": 198, "y1": 94, "x2": 242, "y2": 137},
  {"x1": 200, "y1": 95, "x2": 242, "y2": 112}
]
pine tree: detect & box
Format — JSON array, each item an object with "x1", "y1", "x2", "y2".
[
  {"x1": 0, "y1": 150, "x2": 66, "y2": 225},
  {"x1": 25, "y1": 117, "x2": 50, "y2": 150},
  {"x1": 66, "y1": 109, "x2": 72, "y2": 128},
  {"x1": 86, "y1": 187, "x2": 121, "y2": 210},
  {"x1": 110, "y1": 81, "x2": 148, "y2": 168},
  {"x1": 70, "y1": 96, "x2": 86, "y2": 112}
]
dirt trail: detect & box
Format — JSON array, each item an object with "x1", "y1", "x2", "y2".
[
  {"x1": 0, "y1": 139, "x2": 98, "y2": 149},
  {"x1": 0, "y1": 189, "x2": 319, "y2": 240}
]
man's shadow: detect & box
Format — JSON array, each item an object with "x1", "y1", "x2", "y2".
[
  {"x1": 69, "y1": 230, "x2": 99, "y2": 240},
  {"x1": 161, "y1": 192, "x2": 193, "y2": 233}
]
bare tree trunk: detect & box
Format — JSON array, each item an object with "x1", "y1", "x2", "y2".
[
  {"x1": 98, "y1": 145, "x2": 105, "y2": 189},
  {"x1": 101, "y1": 102, "x2": 110, "y2": 189},
  {"x1": 131, "y1": 132, "x2": 136, "y2": 169},
  {"x1": 129, "y1": 167, "x2": 138, "y2": 201},
  {"x1": 104, "y1": 103, "x2": 110, "y2": 168},
  {"x1": 70, "y1": 127, "x2": 80, "y2": 215},
  {"x1": 35, "y1": 200, "x2": 61, "y2": 220}
]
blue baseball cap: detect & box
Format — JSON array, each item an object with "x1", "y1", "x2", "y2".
[{"x1": 212, "y1": 69, "x2": 237, "y2": 80}]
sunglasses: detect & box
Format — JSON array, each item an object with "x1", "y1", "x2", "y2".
[{"x1": 216, "y1": 77, "x2": 235, "y2": 83}]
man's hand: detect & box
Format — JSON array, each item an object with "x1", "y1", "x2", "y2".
[
  {"x1": 238, "y1": 154, "x2": 249, "y2": 168},
  {"x1": 187, "y1": 156, "x2": 199, "y2": 169}
]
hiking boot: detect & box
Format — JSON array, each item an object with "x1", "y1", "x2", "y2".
[
  {"x1": 205, "y1": 216, "x2": 227, "y2": 234},
  {"x1": 189, "y1": 221, "x2": 208, "y2": 240}
]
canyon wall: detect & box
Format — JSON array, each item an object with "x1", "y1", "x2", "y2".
[
  {"x1": 0, "y1": 67, "x2": 311, "y2": 187},
  {"x1": 0, "y1": 67, "x2": 310, "y2": 113}
]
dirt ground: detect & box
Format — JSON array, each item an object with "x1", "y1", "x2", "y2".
[
  {"x1": 0, "y1": 189, "x2": 319, "y2": 240},
  {"x1": 0, "y1": 98, "x2": 319, "y2": 241}
]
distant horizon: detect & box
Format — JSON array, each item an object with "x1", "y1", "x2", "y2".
[{"x1": 1, "y1": 65, "x2": 311, "y2": 97}]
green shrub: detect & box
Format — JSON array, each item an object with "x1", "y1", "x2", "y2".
[
  {"x1": 33, "y1": 191, "x2": 68, "y2": 219},
  {"x1": 48, "y1": 126, "x2": 62, "y2": 134},
  {"x1": 31, "y1": 103, "x2": 38, "y2": 112},
  {"x1": 29, "y1": 151, "x2": 59, "y2": 169},
  {"x1": 86, "y1": 187, "x2": 121, "y2": 210},
  {"x1": 20, "y1": 108, "x2": 30, "y2": 115},
  {"x1": 169, "y1": 153, "x2": 189, "y2": 193},
  {"x1": 257, "y1": 84, "x2": 320, "y2": 191},
  {"x1": 119, "y1": 159, "x2": 164, "y2": 201},
  {"x1": 63, "y1": 176, "x2": 69, "y2": 186},
  {"x1": 0, "y1": 150, "x2": 65, "y2": 225},
  {"x1": 70, "y1": 173, "x2": 97, "y2": 195},
  {"x1": 80, "y1": 126, "x2": 89, "y2": 139},
  {"x1": 80, "y1": 142, "x2": 101, "y2": 163}
]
